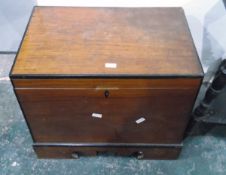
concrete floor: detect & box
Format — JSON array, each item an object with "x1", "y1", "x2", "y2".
[{"x1": 1, "y1": 54, "x2": 226, "y2": 175}]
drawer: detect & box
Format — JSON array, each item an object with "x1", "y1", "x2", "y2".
[
  {"x1": 15, "y1": 87, "x2": 198, "y2": 144},
  {"x1": 33, "y1": 143, "x2": 182, "y2": 159}
]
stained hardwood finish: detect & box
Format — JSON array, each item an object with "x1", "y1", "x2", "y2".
[
  {"x1": 11, "y1": 7, "x2": 203, "y2": 77},
  {"x1": 15, "y1": 88, "x2": 198, "y2": 143},
  {"x1": 33, "y1": 144, "x2": 182, "y2": 159},
  {"x1": 10, "y1": 7, "x2": 203, "y2": 159},
  {"x1": 12, "y1": 78, "x2": 201, "y2": 89}
]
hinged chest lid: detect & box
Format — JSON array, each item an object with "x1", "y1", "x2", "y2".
[{"x1": 11, "y1": 7, "x2": 203, "y2": 78}]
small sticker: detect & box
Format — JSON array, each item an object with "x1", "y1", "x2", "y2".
[
  {"x1": 135, "y1": 117, "x2": 146, "y2": 124},
  {"x1": 105, "y1": 63, "x2": 117, "y2": 68},
  {"x1": 92, "y1": 113, "x2": 102, "y2": 118}
]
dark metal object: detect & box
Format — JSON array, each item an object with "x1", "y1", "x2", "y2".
[
  {"x1": 194, "y1": 59, "x2": 226, "y2": 117},
  {"x1": 136, "y1": 151, "x2": 144, "y2": 159}
]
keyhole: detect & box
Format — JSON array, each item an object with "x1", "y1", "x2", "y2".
[{"x1": 104, "y1": 90, "x2": 109, "y2": 98}]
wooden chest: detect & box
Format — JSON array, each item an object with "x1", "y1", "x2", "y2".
[{"x1": 10, "y1": 7, "x2": 203, "y2": 159}]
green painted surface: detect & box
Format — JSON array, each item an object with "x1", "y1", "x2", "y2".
[{"x1": 1, "y1": 54, "x2": 226, "y2": 175}]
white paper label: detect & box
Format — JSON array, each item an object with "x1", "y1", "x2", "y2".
[
  {"x1": 105, "y1": 63, "x2": 117, "y2": 68},
  {"x1": 92, "y1": 113, "x2": 102, "y2": 118},
  {"x1": 135, "y1": 117, "x2": 146, "y2": 124}
]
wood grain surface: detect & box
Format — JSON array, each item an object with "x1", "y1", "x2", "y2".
[
  {"x1": 34, "y1": 144, "x2": 182, "y2": 159},
  {"x1": 11, "y1": 7, "x2": 203, "y2": 76},
  {"x1": 15, "y1": 87, "x2": 198, "y2": 144},
  {"x1": 11, "y1": 7, "x2": 204, "y2": 159},
  {"x1": 12, "y1": 78, "x2": 201, "y2": 88}
]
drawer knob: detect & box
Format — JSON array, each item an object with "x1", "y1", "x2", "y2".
[
  {"x1": 71, "y1": 152, "x2": 79, "y2": 159},
  {"x1": 136, "y1": 151, "x2": 144, "y2": 159},
  {"x1": 104, "y1": 90, "x2": 110, "y2": 98}
]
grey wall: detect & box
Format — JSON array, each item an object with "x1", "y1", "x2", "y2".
[{"x1": 0, "y1": 0, "x2": 36, "y2": 52}]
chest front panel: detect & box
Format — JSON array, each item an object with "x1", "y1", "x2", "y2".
[{"x1": 13, "y1": 78, "x2": 200, "y2": 144}]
